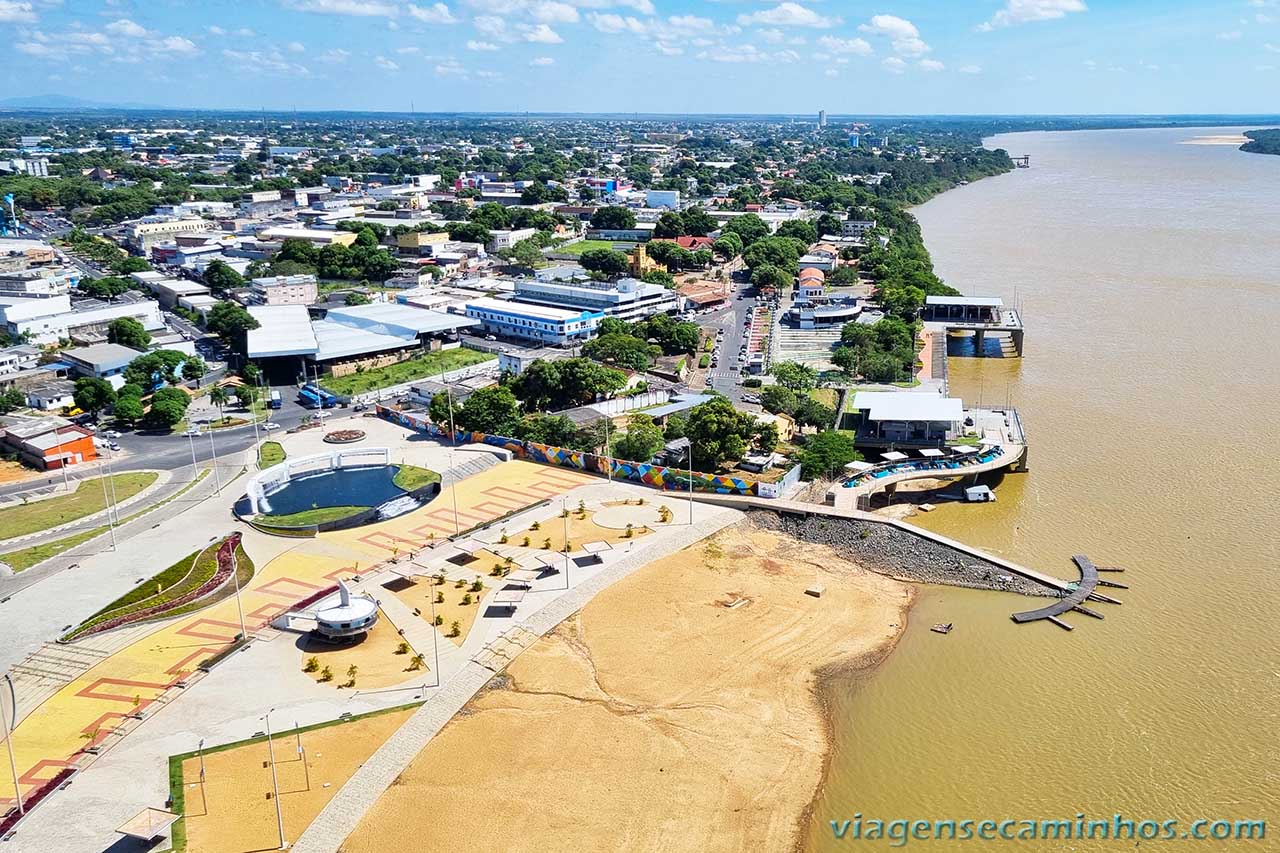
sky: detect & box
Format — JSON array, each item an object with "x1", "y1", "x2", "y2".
[{"x1": 3, "y1": 0, "x2": 1280, "y2": 114}]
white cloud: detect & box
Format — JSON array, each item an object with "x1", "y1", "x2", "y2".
[
  {"x1": 284, "y1": 0, "x2": 397, "y2": 17},
  {"x1": 978, "y1": 0, "x2": 1086, "y2": 31},
  {"x1": 317, "y1": 47, "x2": 351, "y2": 62},
  {"x1": 737, "y1": 3, "x2": 839, "y2": 30},
  {"x1": 530, "y1": 55, "x2": 554, "y2": 65},
  {"x1": 207, "y1": 25, "x2": 226, "y2": 36},
  {"x1": 407, "y1": 3, "x2": 458, "y2": 24},
  {"x1": 234, "y1": 27, "x2": 256, "y2": 37},
  {"x1": 816, "y1": 35, "x2": 872, "y2": 56},
  {"x1": 396, "y1": 45, "x2": 420, "y2": 53},
  {"x1": 757, "y1": 27, "x2": 785, "y2": 43},
  {"x1": 466, "y1": 39, "x2": 498, "y2": 49},
  {"x1": 653, "y1": 42, "x2": 682, "y2": 55},
  {"x1": 0, "y1": 1, "x2": 36, "y2": 24},
  {"x1": 919, "y1": 58, "x2": 944, "y2": 71},
  {"x1": 824, "y1": 68, "x2": 837, "y2": 77},
  {"x1": 222, "y1": 48, "x2": 310, "y2": 75},
  {"x1": 1257, "y1": 63, "x2": 1276, "y2": 71},
  {"x1": 1267, "y1": 42, "x2": 1280, "y2": 52},
  {"x1": 959, "y1": 63, "x2": 982, "y2": 73},
  {"x1": 155, "y1": 36, "x2": 199, "y2": 55},
  {"x1": 374, "y1": 54, "x2": 400, "y2": 69},
  {"x1": 859, "y1": 14, "x2": 929, "y2": 56},
  {"x1": 531, "y1": 1, "x2": 578, "y2": 24},
  {"x1": 668, "y1": 13, "x2": 714, "y2": 32},
  {"x1": 881, "y1": 56, "x2": 906, "y2": 73},
  {"x1": 435, "y1": 58, "x2": 466, "y2": 75},
  {"x1": 287, "y1": 40, "x2": 306, "y2": 52},
  {"x1": 105, "y1": 18, "x2": 149, "y2": 37},
  {"x1": 697, "y1": 43, "x2": 800, "y2": 63},
  {"x1": 523, "y1": 22, "x2": 562, "y2": 42},
  {"x1": 1217, "y1": 30, "x2": 1243, "y2": 40}
]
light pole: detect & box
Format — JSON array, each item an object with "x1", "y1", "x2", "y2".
[
  {"x1": 687, "y1": 444, "x2": 694, "y2": 525},
  {"x1": 97, "y1": 446, "x2": 117, "y2": 550},
  {"x1": 229, "y1": 539, "x2": 247, "y2": 640},
  {"x1": 261, "y1": 708, "x2": 286, "y2": 850},
  {"x1": 448, "y1": 450, "x2": 460, "y2": 536},
  {"x1": 294, "y1": 721, "x2": 309, "y2": 791},
  {"x1": 186, "y1": 428, "x2": 199, "y2": 481},
  {"x1": 1, "y1": 674, "x2": 22, "y2": 816},
  {"x1": 428, "y1": 577, "x2": 440, "y2": 687},
  {"x1": 207, "y1": 428, "x2": 222, "y2": 495},
  {"x1": 561, "y1": 497, "x2": 571, "y2": 590}
]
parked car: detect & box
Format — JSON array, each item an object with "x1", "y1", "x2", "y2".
[
  {"x1": 102, "y1": 430, "x2": 121, "y2": 439},
  {"x1": 183, "y1": 426, "x2": 202, "y2": 437},
  {"x1": 109, "y1": 441, "x2": 121, "y2": 451},
  {"x1": 262, "y1": 421, "x2": 281, "y2": 431}
]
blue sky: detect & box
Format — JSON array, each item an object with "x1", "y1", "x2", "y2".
[{"x1": 4, "y1": 1, "x2": 1279, "y2": 113}]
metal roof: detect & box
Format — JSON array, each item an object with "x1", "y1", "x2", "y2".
[
  {"x1": 852, "y1": 392, "x2": 964, "y2": 423},
  {"x1": 925, "y1": 295, "x2": 1003, "y2": 307},
  {"x1": 246, "y1": 304, "x2": 319, "y2": 358}
]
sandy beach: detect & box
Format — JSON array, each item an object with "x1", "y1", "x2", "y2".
[
  {"x1": 1179, "y1": 134, "x2": 1249, "y2": 145},
  {"x1": 341, "y1": 522, "x2": 912, "y2": 853}
]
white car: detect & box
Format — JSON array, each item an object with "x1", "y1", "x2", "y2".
[
  {"x1": 184, "y1": 426, "x2": 202, "y2": 437},
  {"x1": 262, "y1": 421, "x2": 281, "y2": 431},
  {"x1": 102, "y1": 430, "x2": 122, "y2": 439}
]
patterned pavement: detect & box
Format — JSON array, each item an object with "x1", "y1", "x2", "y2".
[{"x1": 0, "y1": 460, "x2": 592, "y2": 810}]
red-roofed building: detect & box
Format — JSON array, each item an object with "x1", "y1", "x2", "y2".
[{"x1": 672, "y1": 236, "x2": 715, "y2": 250}]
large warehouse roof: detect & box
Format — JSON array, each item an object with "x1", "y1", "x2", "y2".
[
  {"x1": 246, "y1": 305, "x2": 318, "y2": 358},
  {"x1": 325, "y1": 303, "x2": 478, "y2": 337}
]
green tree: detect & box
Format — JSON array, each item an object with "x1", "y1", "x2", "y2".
[
  {"x1": 582, "y1": 333, "x2": 653, "y2": 371},
  {"x1": 146, "y1": 387, "x2": 189, "y2": 429},
  {"x1": 73, "y1": 377, "x2": 116, "y2": 417},
  {"x1": 344, "y1": 291, "x2": 372, "y2": 306},
  {"x1": 205, "y1": 301, "x2": 260, "y2": 353},
  {"x1": 588, "y1": 205, "x2": 636, "y2": 230},
  {"x1": 447, "y1": 221, "x2": 492, "y2": 245},
  {"x1": 181, "y1": 356, "x2": 207, "y2": 385},
  {"x1": 428, "y1": 390, "x2": 458, "y2": 429},
  {"x1": 682, "y1": 207, "x2": 718, "y2": 236},
  {"x1": 578, "y1": 248, "x2": 629, "y2": 276},
  {"x1": 106, "y1": 317, "x2": 151, "y2": 349},
  {"x1": 202, "y1": 259, "x2": 245, "y2": 294},
  {"x1": 457, "y1": 386, "x2": 521, "y2": 436},
  {"x1": 743, "y1": 236, "x2": 804, "y2": 274},
  {"x1": 653, "y1": 211, "x2": 685, "y2": 238},
  {"x1": 770, "y1": 360, "x2": 818, "y2": 392},
  {"x1": 683, "y1": 396, "x2": 770, "y2": 469},
  {"x1": 112, "y1": 256, "x2": 151, "y2": 274},
  {"x1": 751, "y1": 264, "x2": 790, "y2": 292},
  {"x1": 112, "y1": 393, "x2": 144, "y2": 426},
  {"x1": 793, "y1": 398, "x2": 835, "y2": 429},
  {"x1": 613, "y1": 415, "x2": 665, "y2": 463},
  {"x1": 759, "y1": 385, "x2": 798, "y2": 415},
  {"x1": 514, "y1": 414, "x2": 577, "y2": 447},
  {"x1": 209, "y1": 385, "x2": 230, "y2": 422},
  {"x1": 0, "y1": 388, "x2": 25, "y2": 414},
  {"x1": 799, "y1": 431, "x2": 861, "y2": 480},
  {"x1": 721, "y1": 213, "x2": 769, "y2": 247},
  {"x1": 468, "y1": 202, "x2": 512, "y2": 230},
  {"x1": 815, "y1": 213, "x2": 843, "y2": 237},
  {"x1": 509, "y1": 237, "x2": 545, "y2": 268},
  {"x1": 775, "y1": 220, "x2": 819, "y2": 246},
  {"x1": 713, "y1": 232, "x2": 743, "y2": 259}
]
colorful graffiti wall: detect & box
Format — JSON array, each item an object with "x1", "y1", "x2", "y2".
[{"x1": 376, "y1": 405, "x2": 767, "y2": 497}]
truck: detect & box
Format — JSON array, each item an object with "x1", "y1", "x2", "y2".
[{"x1": 269, "y1": 389, "x2": 282, "y2": 409}]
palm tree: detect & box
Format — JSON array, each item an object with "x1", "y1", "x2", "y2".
[{"x1": 209, "y1": 385, "x2": 230, "y2": 423}]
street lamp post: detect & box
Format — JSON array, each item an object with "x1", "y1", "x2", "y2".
[
  {"x1": 294, "y1": 721, "x2": 309, "y2": 791},
  {"x1": 97, "y1": 446, "x2": 117, "y2": 550},
  {"x1": 207, "y1": 428, "x2": 222, "y2": 495},
  {"x1": 262, "y1": 709, "x2": 286, "y2": 850},
  {"x1": 428, "y1": 577, "x2": 440, "y2": 688},
  {"x1": 561, "y1": 497, "x2": 571, "y2": 590},
  {"x1": 1, "y1": 674, "x2": 22, "y2": 816}
]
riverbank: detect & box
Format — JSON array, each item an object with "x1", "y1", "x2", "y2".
[{"x1": 341, "y1": 521, "x2": 912, "y2": 853}]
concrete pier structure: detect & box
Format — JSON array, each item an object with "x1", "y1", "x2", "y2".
[{"x1": 922, "y1": 295, "x2": 1025, "y2": 357}]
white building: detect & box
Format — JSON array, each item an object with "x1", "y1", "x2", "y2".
[
  {"x1": 250, "y1": 274, "x2": 318, "y2": 306},
  {"x1": 464, "y1": 297, "x2": 602, "y2": 345},
  {"x1": 127, "y1": 219, "x2": 209, "y2": 254},
  {"x1": 645, "y1": 189, "x2": 681, "y2": 210},
  {"x1": 513, "y1": 276, "x2": 678, "y2": 323}
]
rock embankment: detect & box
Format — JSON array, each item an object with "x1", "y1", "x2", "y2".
[{"x1": 747, "y1": 510, "x2": 1058, "y2": 597}]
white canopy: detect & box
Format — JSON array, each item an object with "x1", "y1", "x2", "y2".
[
  {"x1": 844, "y1": 460, "x2": 875, "y2": 472},
  {"x1": 918, "y1": 448, "x2": 945, "y2": 458},
  {"x1": 581, "y1": 541, "x2": 613, "y2": 555},
  {"x1": 881, "y1": 451, "x2": 909, "y2": 462},
  {"x1": 950, "y1": 445, "x2": 978, "y2": 455}
]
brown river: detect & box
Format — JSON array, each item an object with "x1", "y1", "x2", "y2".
[{"x1": 807, "y1": 127, "x2": 1280, "y2": 850}]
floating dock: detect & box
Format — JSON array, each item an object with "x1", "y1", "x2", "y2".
[{"x1": 1010, "y1": 555, "x2": 1124, "y2": 630}]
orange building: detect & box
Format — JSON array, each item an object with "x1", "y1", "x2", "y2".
[{"x1": 0, "y1": 417, "x2": 98, "y2": 470}]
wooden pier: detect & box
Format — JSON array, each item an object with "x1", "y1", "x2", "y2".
[{"x1": 1010, "y1": 555, "x2": 1124, "y2": 630}]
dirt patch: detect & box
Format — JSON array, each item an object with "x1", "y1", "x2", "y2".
[
  {"x1": 343, "y1": 524, "x2": 911, "y2": 853},
  {"x1": 180, "y1": 707, "x2": 415, "y2": 853},
  {"x1": 299, "y1": 612, "x2": 423, "y2": 689},
  {"x1": 387, "y1": 576, "x2": 487, "y2": 647}
]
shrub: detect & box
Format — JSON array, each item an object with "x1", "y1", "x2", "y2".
[
  {"x1": 435, "y1": 591, "x2": 444, "y2": 604},
  {"x1": 408, "y1": 654, "x2": 425, "y2": 671},
  {"x1": 319, "y1": 666, "x2": 333, "y2": 682},
  {"x1": 454, "y1": 579, "x2": 465, "y2": 588},
  {"x1": 522, "y1": 536, "x2": 531, "y2": 547},
  {"x1": 395, "y1": 641, "x2": 410, "y2": 655},
  {"x1": 434, "y1": 614, "x2": 444, "y2": 626},
  {"x1": 448, "y1": 620, "x2": 461, "y2": 638},
  {"x1": 461, "y1": 593, "x2": 472, "y2": 605},
  {"x1": 470, "y1": 579, "x2": 483, "y2": 592},
  {"x1": 530, "y1": 520, "x2": 541, "y2": 531},
  {"x1": 303, "y1": 656, "x2": 319, "y2": 673},
  {"x1": 543, "y1": 537, "x2": 552, "y2": 549},
  {"x1": 498, "y1": 530, "x2": 508, "y2": 544}
]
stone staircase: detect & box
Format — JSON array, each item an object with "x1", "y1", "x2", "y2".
[{"x1": 441, "y1": 453, "x2": 501, "y2": 485}]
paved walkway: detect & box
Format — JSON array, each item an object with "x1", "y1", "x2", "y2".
[
  {"x1": 0, "y1": 459, "x2": 596, "y2": 844},
  {"x1": 0, "y1": 468, "x2": 173, "y2": 552}
]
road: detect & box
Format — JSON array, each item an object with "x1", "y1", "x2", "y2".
[{"x1": 701, "y1": 274, "x2": 756, "y2": 404}]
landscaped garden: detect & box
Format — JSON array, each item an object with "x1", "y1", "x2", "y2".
[
  {"x1": 323, "y1": 429, "x2": 366, "y2": 444},
  {"x1": 318, "y1": 349, "x2": 494, "y2": 397},
  {"x1": 258, "y1": 441, "x2": 286, "y2": 467},
  {"x1": 392, "y1": 464, "x2": 441, "y2": 492},
  {"x1": 61, "y1": 533, "x2": 253, "y2": 641}
]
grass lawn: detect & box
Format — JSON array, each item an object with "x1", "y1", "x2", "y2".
[
  {"x1": 0, "y1": 472, "x2": 158, "y2": 540},
  {"x1": 0, "y1": 469, "x2": 210, "y2": 573},
  {"x1": 553, "y1": 239, "x2": 614, "y2": 256},
  {"x1": 808, "y1": 387, "x2": 839, "y2": 408},
  {"x1": 393, "y1": 464, "x2": 441, "y2": 492},
  {"x1": 319, "y1": 349, "x2": 495, "y2": 397},
  {"x1": 258, "y1": 441, "x2": 286, "y2": 467},
  {"x1": 260, "y1": 505, "x2": 368, "y2": 527}
]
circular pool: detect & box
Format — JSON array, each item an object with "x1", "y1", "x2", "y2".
[{"x1": 236, "y1": 450, "x2": 440, "y2": 530}]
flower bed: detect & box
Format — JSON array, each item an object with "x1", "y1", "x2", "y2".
[{"x1": 323, "y1": 429, "x2": 366, "y2": 444}]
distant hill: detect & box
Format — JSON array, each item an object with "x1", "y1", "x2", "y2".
[
  {"x1": 0, "y1": 94, "x2": 161, "y2": 110},
  {"x1": 1240, "y1": 128, "x2": 1280, "y2": 156}
]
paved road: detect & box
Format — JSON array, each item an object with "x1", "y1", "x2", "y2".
[{"x1": 703, "y1": 276, "x2": 756, "y2": 404}]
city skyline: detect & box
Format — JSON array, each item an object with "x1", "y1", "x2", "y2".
[{"x1": 3, "y1": 1, "x2": 1279, "y2": 114}]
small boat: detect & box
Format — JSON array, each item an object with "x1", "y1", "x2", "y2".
[{"x1": 931, "y1": 622, "x2": 953, "y2": 634}]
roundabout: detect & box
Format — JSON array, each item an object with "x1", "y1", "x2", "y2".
[{"x1": 323, "y1": 429, "x2": 367, "y2": 444}]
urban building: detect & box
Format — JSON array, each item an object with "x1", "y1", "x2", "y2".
[
  {"x1": 126, "y1": 219, "x2": 209, "y2": 254},
  {"x1": 512, "y1": 276, "x2": 678, "y2": 323},
  {"x1": 59, "y1": 343, "x2": 145, "y2": 389},
  {"x1": 463, "y1": 296, "x2": 603, "y2": 345},
  {"x1": 645, "y1": 189, "x2": 681, "y2": 209},
  {"x1": 250, "y1": 274, "x2": 319, "y2": 306},
  {"x1": 0, "y1": 416, "x2": 97, "y2": 470}
]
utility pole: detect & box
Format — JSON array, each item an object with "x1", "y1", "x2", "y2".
[
  {"x1": 97, "y1": 446, "x2": 117, "y2": 550},
  {"x1": 262, "y1": 709, "x2": 286, "y2": 849},
  {"x1": 207, "y1": 428, "x2": 222, "y2": 495},
  {"x1": 561, "y1": 497, "x2": 570, "y2": 589},
  {"x1": 1, "y1": 674, "x2": 22, "y2": 816}
]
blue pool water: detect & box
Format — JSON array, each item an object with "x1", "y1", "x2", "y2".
[{"x1": 262, "y1": 465, "x2": 406, "y2": 516}]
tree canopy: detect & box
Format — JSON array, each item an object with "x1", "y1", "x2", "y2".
[
  {"x1": 106, "y1": 317, "x2": 150, "y2": 349},
  {"x1": 589, "y1": 205, "x2": 636, "y2": 230}
]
